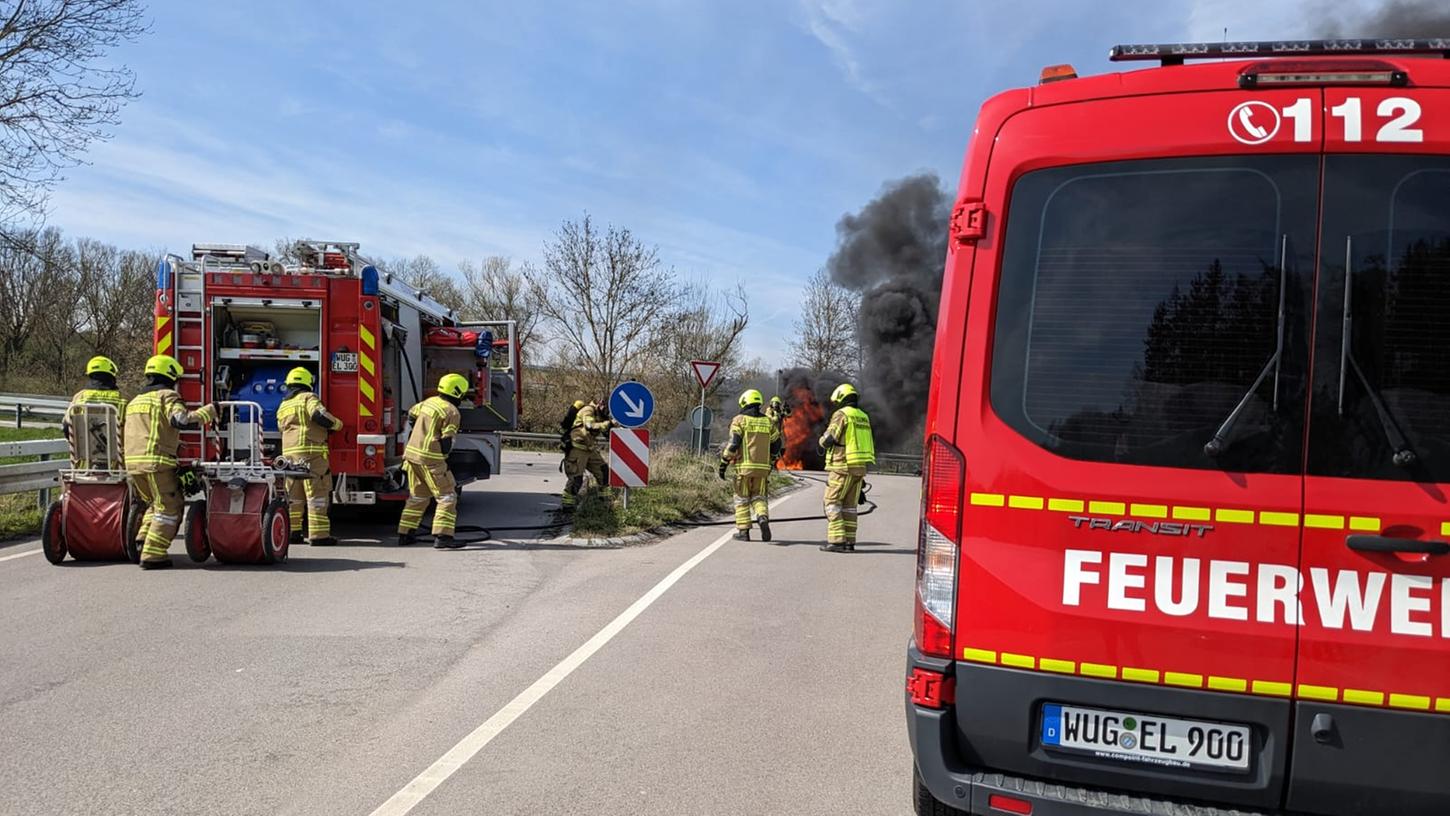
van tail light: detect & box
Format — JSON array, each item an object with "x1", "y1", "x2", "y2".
[{"x1": 916, "y1": 434, "x2": 964, "y2": 659}]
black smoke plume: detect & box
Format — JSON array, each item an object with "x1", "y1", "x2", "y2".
[
  {"x1": 826, "y1": 174, "x2": 950, "y2": 451},
  {"x1": 1314, "y1": 0, "x2": 1450, "y2": 38}
]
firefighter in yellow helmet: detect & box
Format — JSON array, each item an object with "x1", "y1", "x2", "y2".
[
  {"x1": 63, "y1": 356, "x2": 128, "y2": 470},
  {"x1": 398, "y1": 373, "x2": 467, "y2": 549},
  {"x1": 124, "y1": 354, "x2": 217, "y2": 569},
  {"x1": 562, "y1": 398, "x2": 614, "y2": 508},
  {"x1": 818, "y1": 382, "x2": 874, "y2": 552},
  {"x1": 277, "y1": 367, "x2": 342, "y2": 546},
  {"x1": 719, "y1": 388, "x2": 781, "y2": 541},
  {"x1": 764, "y1": 394, "x2": 791, "y2": 468}
]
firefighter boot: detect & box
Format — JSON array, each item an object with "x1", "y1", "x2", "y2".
[
  {"x1": 758, "y1": 519, "x2": 772, "y2": 543},
  {"x1": 310, "y1": 537, "x2": 337, "y2": 547},
  {"x1": 433, "y1": 534, "x2": 462, "y2": 550},
  {"x1": 818, "y1": 543, "x2": 850, "y2": 553},
  {"x1": 397, "y1": 531, "x2": 416, "y2": 547},
  {"x1": 140, "y1": 557, "x2": 174, "y2": 570},
  {"x1": 289, "y1": 532, "x2": 305, "y2": 545},
  {"x1": 733, "y1": 529, "x2": 751, "y2": 541}
]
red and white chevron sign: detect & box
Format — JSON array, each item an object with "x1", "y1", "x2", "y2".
[{"x1": 608, "y1": 428, "x2": 650, "y2": 488}]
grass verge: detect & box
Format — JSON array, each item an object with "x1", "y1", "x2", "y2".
[
  {"x1": 570, "y1": 444, "x2": 796, "y2": 538},
  {"x1": 0, "y1": 426, "x2": 63, "y2": 539}
]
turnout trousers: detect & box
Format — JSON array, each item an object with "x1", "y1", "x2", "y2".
[
  {"x1": 285, "y1": 456, "x2": 333, "y2": 541},
  {"x1": 398, "y1": 460, "x2": 458, "y2": 537},
  {"x1": 562, "y1": 445, "x2": 607, "y2": 504},
  {"x1": 823, "y1": 466, "x2": 867, "y2": 545},
  {"x1": 733, "y1": 472, "x2": 769, "y2": 532},
  {"x1": 129, "y1": 469, "x2": 183, "y2": 563}
]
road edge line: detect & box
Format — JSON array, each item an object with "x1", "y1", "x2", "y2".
[
  {"x1": 0, "y1": 548, "x2": 40, "y2": 563},
  {"x1": 368, "y1": 489, "x2": 804, "y2": 816}
]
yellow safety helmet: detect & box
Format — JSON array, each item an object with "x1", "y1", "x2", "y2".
[
  {"x1": 144, "y1": 354, "x2": 184, "y2": 381},
  {"x1": 438, "y1": 373, "x2": 470, "y2": 399},
  {"x1": 738, "y1": 388, "x2": 764, "y2": 408},
  {"x1": 86, "y1": 355, "x2": 118, "y2": 377},
  {"x1": 285, "y1": 367, "x2": 315, "y2": 388},
  {"x1": 573, "y1": 400, "x2": 585, "y2": 409},
  {"x1": 769, "y1": 394, "x2": 783, "y2": 405},
  {"x1": 830, "y1": 382, "x2": 858, "y2": 404}
]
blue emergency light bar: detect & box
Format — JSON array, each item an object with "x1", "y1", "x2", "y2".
[{"x1": 1111, "y1": 39, "x2": 1450, "y2": 65}]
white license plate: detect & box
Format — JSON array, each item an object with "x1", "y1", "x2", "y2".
[
  {"x1": 1041, "y1": 704, "x2": 1251, "y2": 773},
  {"x1": 332, "y1": 352, "x2": 358, "y2": 373}
]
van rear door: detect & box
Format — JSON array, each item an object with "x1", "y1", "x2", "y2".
[
  {"x1": 952, "y1": 90, "x2": 1321, "y2": 809},
  {"x1": 1292, "y1": 88, "x2": 1450, "y2": 816}
]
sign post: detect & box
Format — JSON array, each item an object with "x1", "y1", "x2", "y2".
[
  {"x1": 690, "y1": 360, "x2": 720, "y2": 454},
  {"x1": 608, "y1": 382, "x2": 655, "y2": 507}
]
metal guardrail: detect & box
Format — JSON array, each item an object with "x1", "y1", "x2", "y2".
[
  {"x1": 0, "y1": 393, "x2": 69, "y2": 428},
  {"x1": 0, "y1": 437, "x2": 67, "y2": 507}
]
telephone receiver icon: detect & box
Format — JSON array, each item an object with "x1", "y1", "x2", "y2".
[{"x1": 1238, "y1": 107, "x2": 1269, "y2": 139}]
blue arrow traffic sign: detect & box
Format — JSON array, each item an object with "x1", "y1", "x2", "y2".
[{"x1": 609, "y1": 381, "x2": 655, "y2": 428}]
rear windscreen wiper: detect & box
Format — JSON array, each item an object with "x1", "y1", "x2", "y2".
[
  {"x1": 1339, "y1": 237, "x2": 1416, "y2": 467},
  {"x1": 1204, "y1": 236, "x2": 1287, "y2": 458}
]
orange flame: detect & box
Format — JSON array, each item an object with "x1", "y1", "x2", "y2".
[{"x1": 778, "y1": 385, "x2": 825, "y2": 470}]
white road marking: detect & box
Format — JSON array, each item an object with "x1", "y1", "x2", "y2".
[
  {"x1": 369, "y1": 490, "x2": 803, "y2": 816},
  {"x1": 0, "y1": 548, "x2": 40, "y2": 563}
]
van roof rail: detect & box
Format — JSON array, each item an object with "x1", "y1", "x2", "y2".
[{"x1": 1110, "y1": 39, "x2": 1450, "y2": 66}]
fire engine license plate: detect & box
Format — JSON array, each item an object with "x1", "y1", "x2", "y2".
[
  {"x1": 1041, "y1": 704, "x2": 1250, "y2": 773},
  {"x1": 331, "y1": 352, "x2": 358, "y2": 373}
]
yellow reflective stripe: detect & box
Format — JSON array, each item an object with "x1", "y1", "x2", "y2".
[
  {"x1": 1215, "y1": 508, "x2": 1255, "y2": 524},
  {"x1": 1349, "y1": 516, "x2": 1381, "y2": 532},
  {"x1": 1208, "y1": 676, "x2": 1248, "y2": 692},
  {"x1": 1298, "y1": 684, "x2": 1339, "y2": 701},
  {"x1": 1088, "y1": 500, "x2": 1125, "y2": 515},
  {"x1": 962, "y1": 647, "x2": 997, "y2": 664},
  {"x1": 1048, "y1": 498, "x2": 1084, "y2": 512},
  {"x1": 1129, "y1": 503, "x2": 1168, "y2": 519},
  {"x1": 1259, "y1": 511, "x2": 1299, "y2": 527},
  {"x1": 1080, "y1": 662, "x2": 1117, "y2": 679},
  {"x1": 1039, "y1": 658, "x2": 1075, "y2": 674},
  {"x1": 1000, "y1": 653, "x2": 1034, "y2": 669},
  {"x1": 359, "y1": 379, "x2": 375, "y2": 401},
  {"x1": 1164, "y1": 672, "x2": 1203, "y2": 688},
  {"x1": 1389, "y1": 694, "x2": 1431, "y2": 711},
  {"x1": 1122, "y1": 668, "x2": 1160, "y2": 684},
  {"x1": 1252, "y1": 680, "x2": 1292, "y2": 697},
  {"x1": 1008, "y1": 495, "x2": 1044, "y2": 510},
  {"x1": 1305, "y1": 514, "x2": 1345, "y2": 530},
  {"x1": 359, "y1": 324, "x2": 376, "y2": 349},
  {"x1": 969, "y1": 492, "x2": 1004, "y2": 507},
  {"x1": 1172, "y1": 505, "x2": 1211, "y2": 521},
  {"x1": 1343, "y1": 688, "x2": 1385, "y2": 706}
]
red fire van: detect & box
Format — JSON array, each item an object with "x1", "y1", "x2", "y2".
[{"x1": 908, "y1": 40, "x2": 1450, "y2": 816}]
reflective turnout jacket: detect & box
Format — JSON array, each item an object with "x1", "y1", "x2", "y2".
[
  {"x1": 821, "y1": 406, "x2": 875, "y2": 472},
  {"x1": 65, "y1": 387, "x2": 127, "y2": 468},
  {"x1": 404, "y1": 396, "x2": 460, "y2": 466},
  {"x1": 569, "y1": 404, "x2": 611, "y2": 452},
  {"x1": 278, "y1": 390, "x2": 342, "y2": 459},
  {"x1": 723, "y1": 411, "x2": 780, "y2": 474},
  {"x1": 123, "y1": 387, "x2": 217, "y2": 473}
]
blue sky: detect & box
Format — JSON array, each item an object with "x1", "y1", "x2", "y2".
[{"x1": 48, "y1": 0, "x2": 1347, "y2": 365}]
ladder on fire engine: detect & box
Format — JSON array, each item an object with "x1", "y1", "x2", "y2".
[{"x1": 169, "y1": 256, "x2": 209, "y2": 461}]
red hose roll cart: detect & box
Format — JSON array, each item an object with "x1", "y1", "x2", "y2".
[
  {"x1": 181, "y1": 401, "x2": 294, "y2": 565},
  {"x1": 42, "y1": 404, "x2": 145, "y2": 565}
]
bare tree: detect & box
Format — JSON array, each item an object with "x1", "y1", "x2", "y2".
[
  {"x1": 75, "y1": 238, "x2": 153, "y2": 369},
  {"x1": 645, "y1": 281, "x2": 749, "y2": 428},
  {"x1": 381, "y1": 254, "x2": 465, "y2": 312},
  {"x1": 525, "y1": 215, "x2": 679, "y2": 397},
  {"x1": 457, "y1": 255, "x2": 543, "y2": 361},
  {"x1": 0, "y1": 0, "x2": 147, "y2": 228},
  {"x1": 789, "y1": 267, "x2": 861, "y2": 375}
]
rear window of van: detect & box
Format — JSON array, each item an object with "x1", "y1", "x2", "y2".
[{"x1": 989, "y1": 156, "x2": 1320, "y2": 474}]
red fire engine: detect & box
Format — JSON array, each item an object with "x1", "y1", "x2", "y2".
[{"x1": 151, "y1": 240, "x2": 520, "y2": 505}]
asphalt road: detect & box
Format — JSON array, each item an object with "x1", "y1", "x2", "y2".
[{"x1": 0, "y1": 450, "x2": 918, "y2": 815}]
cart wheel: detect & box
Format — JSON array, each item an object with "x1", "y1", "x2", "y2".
[
  {"x1": 183, "y1": 500, "x2": 210, "y2": 563},
  {"x1": 41, "y1": 500, "x2": 66, "y2": 565},
  {"x1": 122, "y1": 499, "x2": 146, "y2": 564},
  {"x1": 261, "y1": 498, "x2": 290, "y2": 565}
]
